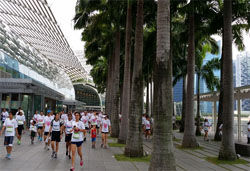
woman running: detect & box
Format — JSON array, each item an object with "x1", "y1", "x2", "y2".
[
  {"x1": 49, "y1": 113, "x2": 63, "y2": 158},
  {"x1": 70, "y1": 112, "x2": 85, "y2": 171},
  {"x1": 101, "y1": 115, "x2": 111, "y2": 149},
  {"x1": 16, "y1": 111, "x2": 26, "y2": 145},
  {"x1": 203, "y1": 119, "x2": 211, "y2": 141},
  {"x1": 0, "y1": 112, "x2": 18, "y2": 159},
  {"x1": 64, "y1": 113, "x2": 73, "y2": 159}
]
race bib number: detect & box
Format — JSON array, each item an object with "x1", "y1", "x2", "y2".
[
  {"x1": 18, "y1": 120, "x2": 24, "y2": 125},
  {"x1": 46, "y1": 122, "x2": 50, "y2": 126},
  {"x1": 6, "y1": 126, "x2": 13, "y2": 133},
  {"x1": 73, "y1": 132, "x2": 80, "y2": 139},
  {"x1": 84, "y1": 119, "x2": 87, "y2": 123}
]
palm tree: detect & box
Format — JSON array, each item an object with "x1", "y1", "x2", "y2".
[
  {"x1": 124, "y1": 0, "x2": 144, "y2": 157},
  {"x1": 218, "y1": 0, "x2": 237, "y2": 161},
  {"x1": 149, "y1": 0, "x2": 176, "y2": 170},
  {"x1": 195, "y1": 39, "x2": 220, "y2": 136},
  {"x1": 182, "y1": 0, "x2": 199, "y2": 148},
  {"x1": 118, "y1": 0, "x2": 132, "y2": 144}
]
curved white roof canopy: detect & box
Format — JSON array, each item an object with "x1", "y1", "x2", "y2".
[{"x1": 0, "y1": 0, "x2": 86, "y2": 82}]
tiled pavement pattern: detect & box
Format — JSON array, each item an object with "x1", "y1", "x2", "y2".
[{"x1": 0, "y1": 130, "x2": 249, "y2": 171}]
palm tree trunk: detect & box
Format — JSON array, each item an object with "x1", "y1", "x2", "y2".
[
  {"x1": 218, "y1": 0, "x2": 237, "y2": 160},
  {"x1": 124, "y1": 0, "x2": 144, "y2": 157},
  {"x1": 180, "y1": 76, "x2": 186, "y2": 132},
  {"x1": 214, "y1": 49, "x2": 223, "y2": 141},
  {"x1": 196, "y1": 73, "x2": 201, "y2": 136},
  {"x1": 118, "y1": 0, "x2": 132, "y2": 144},
  {"x1": 150, "y1": 75, "x2": 153, "y2": 117},
  {"x1": 110, "y1": 30, "x2": 120, "y2": 138},
  {"x1": 182, "y1": 0, "x2": 199, "y2": 148},
  {"x1": 105, "y1": 46, "x2": 114, "y2": 116},
  {"x1": 149, "y1": 0, "x2": 176, "y2": 170}
]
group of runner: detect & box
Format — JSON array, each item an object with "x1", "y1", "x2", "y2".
[{"x1": 0, "y1": 108, "x2": 111, "y2": 171}]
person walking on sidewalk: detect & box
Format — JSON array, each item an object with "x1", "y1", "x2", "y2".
[
  {"x1": 0, "y1": 112, "x2": 19, "y2": 159},
  {"x1": 49, "y1": 113, "x2": 63, "y2": 158},
  {"x1": 70, "y1": 112, "x2": 85, "y2": 171},
  {"x1": 30, "y1": 120, "x2": 37, "y2": 144},
  {"x1": 16, "y1": 111, "x2": 26, "y2": 145},
  {"x1": 63, "y1": 113, "x2": 73, "y2": 159},
  {"x1": 91, "y1": 124, "x2": 97, "y2": 148},
  {"x1": 101, "y1": 115, "x2": 111, "y2": 149}
]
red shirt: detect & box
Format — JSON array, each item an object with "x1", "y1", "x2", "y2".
[{"x1": 91, "y1": 128, "x2": 97, "y2": 138}]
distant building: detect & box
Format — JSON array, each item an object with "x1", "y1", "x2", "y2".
[{"x1": 235, "y1": 51, "x2": 250, "y2": 111}]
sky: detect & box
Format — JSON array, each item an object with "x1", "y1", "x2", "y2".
[
  {"x1": 47, "y1": 0, "x2": 84, "y2": 51},
  {"x1": 47, "y1": 0, "x2": 250, "y2": 59}
]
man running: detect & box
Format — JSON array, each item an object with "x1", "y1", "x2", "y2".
[
  {"x1": 81, "y1": 112, "x2": 89, "y2": 141},
  {"x1": 43, "y1": 111, "x2": 53, "y2": 150},
  {"x1": 1, "y1": 108, "x2": 9, "y2": 127},
  {"x1": 0, "y1": 112, "x2": 18, "y2": 159},
  {"x1": 37, "y1": 111, "x2": 45, "y2": 141},
  {"x1": 16, "y1": 111, "x2": 26, "y2": 145},
  {"x1": 63, "y1": 113, "x2": 73, "y2": 159}
]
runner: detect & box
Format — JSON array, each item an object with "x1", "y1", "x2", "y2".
[
  {"x1": 1, "y1": 108, "x2": 9, "y2": 126},
  {"x1": 61, "y1": 111, "x2": 68, "y2": 124},
  {"x1": 81, "y1": 112, "x2": 89, "y2": 141},
  {"x1": 0, "y1": 112, "x2": 18, "y2": 159},
  {"x1": 16, "y1": 111, "x2": 26, "y2": 145},
  {"x1": 90, "y1": 112, "x2": 98, "y2": 128},
  {"x1": 64, "y1": 113, "x2": 73, "y2": 159},
  {"x1": 43, "y1": 111, "x2": 53, "y2": 150},
  {"x1": 37, "y1": 111, "x2": 45, "y2": 141},
  {"x1": 101, "y1": 115, "x2": 111, "y2": 149},
  {"x1": 30, "y1": 120, "x2": 37, "y2": 144},
  {"x1": 70, "y1": 112, "x2": 85, "y2": 171},
  {"x1": 49, "y1": 113, "x2": 63, "y2": 158},
  {"x1": 96, "y1": 113, "x2": 102, "y2": 136},
  {"x1": 144, "y1": 115, "x2": 151, "y2": 140},
  {"x1": 203, "y1": 119, "x2": 211, "y2": 141},
  {"x1": 33, "y1": 110, "x2": 39, "y2": 122}
]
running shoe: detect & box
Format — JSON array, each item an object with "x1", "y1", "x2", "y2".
[
  {"x1": 84, "y1": 137, "x2": 86, "y2": 142},
  {"x1": 101, "y1": 144, "x2": 103, "y2": 148},
  {"x1": 66, "y1": 151, "x2": 68, "y2": 156},
  {"x1": 70, "y1": 167, "x2": 74, "y2": 171},
  {"x1": 80, "y1": 160, "x2": 83, "y2": 167},
  {"x1": 6, "y1": 154, "x2": 11, "y2": 160},
  {"x1": 68, "y1": 155, "x2": 71, "y2": 159},
  {"x1": 17, "y1": 140, "x2": 21, "y2": 145},
  {"x1": 51, "y1": 151, "x2": 55, "y2": 158},
  {"x1": 54, "y1": 153, "x2": 57, "y2": 158}
]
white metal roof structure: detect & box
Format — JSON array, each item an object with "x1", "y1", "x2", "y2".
[{"x1": 0, "y1": 0, "x2": 86, "y2": 82}]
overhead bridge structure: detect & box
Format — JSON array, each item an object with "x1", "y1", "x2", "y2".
[{"x1": 0, "y1": 0, "x2": 87, "y2": 82}]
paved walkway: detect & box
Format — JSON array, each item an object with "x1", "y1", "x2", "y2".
[{"x1": 0, "y1": 131, "x2": 249, "y2": 171}]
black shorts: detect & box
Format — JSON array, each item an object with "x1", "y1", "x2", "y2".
[
  {"x1": 65, "y1": 134, "x2": 72, "y2": 142},
  {"x1": 31, "y1": 131, "x2": 36, "y2": 137},
  {"x1": 71, "y1": 141, "x2": 83, "y2": 147},
  {"x1": 102, "y1": 132, "x2": 109, "y2": 134},
  {"x1": 85, "y1": 127, "x2": 89, "y2": 130},
  {"x1": 96, "y1": 126, "x2": 100, "y2": 129},
  {"x1": 38, "y1": 126, "x2": 43, "y2": 130},
  {"x1": 4, "y1": 136, "x2": 14, "y2": 146},
  {"x1": 51, "y1": 131, "x2": 61, "y2": 142},
  {"x1": 44, "y1": 132, "x2": 49, "y2": 136},
  {"x1": 17, "y1": 125, "x2": 24, "y2": 135}
]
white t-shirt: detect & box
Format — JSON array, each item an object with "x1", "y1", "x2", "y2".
[
  {"x1": 64, "y1": 120, "x2": 73, "y2": 134},
  {"x1": 33, "y1": 114, "x2": 39, "y2": 122},
  {"x1": 44, "y1": 116, "x2": 52, "y2": 132},
  {"x1": 61, "y1": 114, "x2": 68, "y2": 123},
  {"x1": 16, "y1": 115, "x2": 25, "y2": 125},
  {"x1": 51, "y1": 120, "x2": 62, "y2": 132},
  {"x1": 81, "y1": 115, "x2": 89, "y2": 128},
  {"x1": 90, "y1": 115, "x2": 98, "y2": 125},
  {"x1": 145, "y1": 120, "x2": 151, "y2": 130},
  {"x1": 4, "y1": 118, "x2": 18, "y2": 136},
  {"x1": 37, "y1": 115, "x2": 45, "y2": 127},
  {"x1": 97, "y1": 116, "x2": 102, "y2": 127},
  {"x1": 30, "y1": 125, "x2": 37, "y2": 132},
  {"x1": 1, "y1": 111, "x2": 9, "y2": 122},
  {"x1": 101, "y1": 119, "x2": 111, "y2": 133},
  {"x1": 203, "y1": 122, "x2": 210, "y2": 131},
  {"x1": 71, "y1": 121, "x2": 85, "y2": 142},
  {"x1": 142, "y1": 117, "x2": 146, "y2": 125}
]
